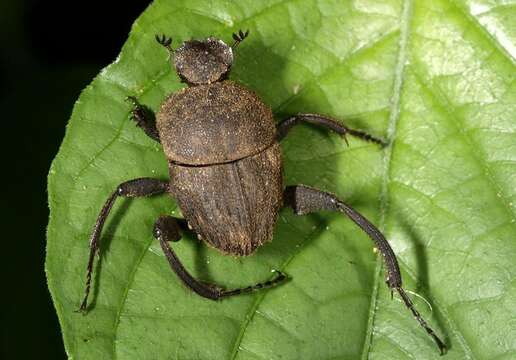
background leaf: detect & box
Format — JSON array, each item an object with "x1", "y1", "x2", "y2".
[{"x1": 47, "y1": 0, "x2": 516, "y2": 358}]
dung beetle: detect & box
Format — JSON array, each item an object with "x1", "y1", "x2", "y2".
[{"x1": 79, "y1": 30, "x2": 446, "y2": 354}]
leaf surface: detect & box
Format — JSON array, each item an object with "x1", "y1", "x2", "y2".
[{"x1": 47, "y1": 0, "x2": 516, "y2": 358}]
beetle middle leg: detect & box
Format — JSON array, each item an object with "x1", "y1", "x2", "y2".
[
  {"x1": 79, "y1": 177, "x2": 169, "y2": 312},
  {"x1": 283, "y1": 185, "x2": 447, "y2": 355},
  {"x1": 154, "y1": 215, "x2": 287, "y2": 300},
  {"x1": 126, "y1": 96, "x2": 160, "y2": 142},
  {"x1": 277, "y1": 113, "x2": 386, "y2": 146}
]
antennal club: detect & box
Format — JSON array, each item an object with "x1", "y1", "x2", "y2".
[
  {"x1": 231, "y1": 29, "x2": 249, "y2": 48},
  {"x1": 155, "y1": 34, "x2": 174, "y2": 53}
]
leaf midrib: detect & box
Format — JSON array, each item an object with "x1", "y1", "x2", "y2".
[
  {"x1": 446, "y1": 0, "x2": 516, "y2": 65},
  {"x1": 229, "y1": 221, "x2": 329, "y2": 359},
  {"x1": 359, "y1": 0, "x2": 516, "y2": 356},
  {"x1": 360, "y1": 0, "x2": 413, "y2": 358}
]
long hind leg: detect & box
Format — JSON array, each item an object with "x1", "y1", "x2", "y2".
[
  {"x1": 79, "y1": 178, "x2": 168, "y2": 312},
  {"x1": 283, "y1": 185, "x2": 446, "y2": 355},
  {"x1": 154, "y1": 215, "x2": 287, "y2": 300}
]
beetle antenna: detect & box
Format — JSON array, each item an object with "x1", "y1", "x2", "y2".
[
  {"x1": 231, "y1": 29, "x2": 249, "y2": 49},
  {"x1": 155, "y1": 34, "x2": 174, "y2": 53}
]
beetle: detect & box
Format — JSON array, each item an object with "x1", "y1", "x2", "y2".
[{"x1": 78, "y1": 30, "x2": 446, "y2": 354}]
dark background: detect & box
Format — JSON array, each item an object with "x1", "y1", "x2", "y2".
[{"x1": 1, "y1": 1, "x2": 151, "y2": 358}]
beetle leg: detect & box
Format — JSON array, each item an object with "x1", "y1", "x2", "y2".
[
  {"x1": 283, "y1": 185, "x2": 447, "y2": 355},
  {"x1": 78, "y1": 178, "x2": 169, "y2": 313},
  {"x1": 277, "y1": 113, "x2": 386, "y2": 146},
  {"x1": 126, "y1": 96, "x2": 160, "y2": 142},
  {"x1": 154, "y1": 215, "x2": 287, "y2": 300}
]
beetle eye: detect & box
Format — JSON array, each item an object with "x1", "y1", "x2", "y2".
[{"x1": 174, "y1": 37, "x2": 233, "y2": 85}]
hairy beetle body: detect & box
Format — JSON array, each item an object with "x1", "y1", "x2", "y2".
[
  {"x1": 156, "y1": 79, "x2": 281, "y2": 255},
  {"x1": 169, "y1": 143, "x2": 282, "y2": 255},
  {"x1": 156, "y1": 81, "x2": 276, "y2": 165}
]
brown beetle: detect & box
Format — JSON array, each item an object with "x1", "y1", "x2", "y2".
[{"x1": 79, "y1": 30, "x2": 446, "y2": 354}]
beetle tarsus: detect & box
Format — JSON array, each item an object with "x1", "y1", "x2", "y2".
[
  {"x1": 396, "y1": 287, "x2": 447, "y2": 355},
  {"x1": 277, "y1": 113, "x2": 386, "y2": 146},
  {"x1": 219, "y1": 269, "x2": 287, "y2": 298},
  {"x1": 346, "y1": 127, "x2": 386, "y2": 146}
]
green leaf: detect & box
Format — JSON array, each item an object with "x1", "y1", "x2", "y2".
[{"x1": 47, "y1": 0, "x2": 516, "y2": 358}]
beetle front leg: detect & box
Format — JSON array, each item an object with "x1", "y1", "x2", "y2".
[
  {"x1": 154, "y1": 215, "x2": 287, "y2": 300},
  {"x1": 283, "y1": 185, "x2": 447, "y2": 355},
  {"x1": 79, "y1": 178, "x2": 169, "y2": 313},
  {"x1": 126, "y1": 96, "x2": 160, "y2": 142},
  {"x1": 277, "y1": 113, "x2": 386, "y2": 146}
]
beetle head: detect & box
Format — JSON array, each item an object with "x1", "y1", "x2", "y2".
[{"x1": 174, "y1": 37, "x2": 233, "y2": 86}]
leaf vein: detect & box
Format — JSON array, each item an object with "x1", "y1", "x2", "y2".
[
  {"x1": 228, "y1": 221, "x2": 327, "y2": 359},
  {"x1": 362, "y1": 0, "x2": 414, "y2": 358},
  {"x1": 112, "y1": 237, "x2": 155, "y2": 359},
  {"x1": 446, "y1": 0, "x2": 516, "y2": 65},
  {"x1": 411, "y1": 69, "x2": 516, "y2": 223}
]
